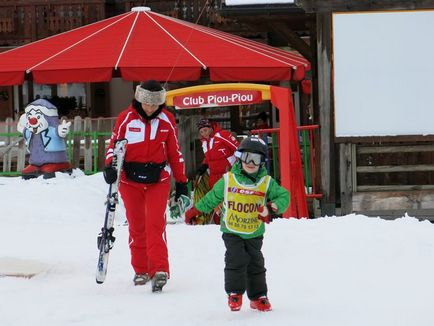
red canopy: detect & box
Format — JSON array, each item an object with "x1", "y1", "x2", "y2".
[{"x1": 0, "y1": 7, "x2": 309, "y2": 86}]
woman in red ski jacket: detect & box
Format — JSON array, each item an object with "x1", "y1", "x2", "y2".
[
  {"x1": 196, "y1": 118, "x2": 239, "y2": 188},
  {"x1": 103, "y1": 80, "x2": 188, "y2": 292}
]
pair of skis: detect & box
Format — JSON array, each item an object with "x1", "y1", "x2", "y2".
[{"x1": 95, "y1": 139, "x2": 127, "y2": 284}]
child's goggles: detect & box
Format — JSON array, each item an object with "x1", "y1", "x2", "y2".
[{"x1": 240, "y1": 152, "x2": 263, "y2": 166}]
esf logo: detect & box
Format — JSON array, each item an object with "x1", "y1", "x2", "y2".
[{"x1": 230, "y1": 187, "x2": 255, "y2": 195}]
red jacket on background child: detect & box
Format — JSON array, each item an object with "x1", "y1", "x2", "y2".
[{"x1": 197, "y1": 119, "x2": 239, "y2": 188}]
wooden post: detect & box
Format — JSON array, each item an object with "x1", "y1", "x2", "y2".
[
  {"x1": 3, "y1": 118, "x2": 12, "y2": 172},
  {"x1": 17, "y1": 138, "x2": 26, "y2": 172},
  {"x1": 177, "y1": 115, "x2": 196, "y2": 178},
  {"x1": 317, "y1": 12, "x2": 336, "y2": 215},
  {"x1": 72, "y1": 116, "x2": 82, "y2": 168},
  {"x1": 84, "y1": 117, "x2": 92, "y2": 173},
  {"x1": 339, "y1": 143, "x2": 354, "y2": 215},
  {"x1": 97, "y1": 118, "x2": 112, "y2": 171}
]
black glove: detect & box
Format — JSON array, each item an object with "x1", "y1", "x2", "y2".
[
  {"x1": 196, "y1": 164, "x2": 208, "y2": 176},
  {"x1": 175, "y1": 182, "x2": 188, "y2": 201},
  {"x1": 103, "y1": 165, "x2": 117, "y2": 184}
]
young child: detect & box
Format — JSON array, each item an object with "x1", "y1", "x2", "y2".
[{"x1": 185, "y1": 137, "x2": 290, "y2": 312}]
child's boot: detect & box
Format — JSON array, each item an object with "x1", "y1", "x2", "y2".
[
  {"x1": 228, "y1": 293, "x2": 243, "y2": 311},
  {"x1": 250, "y1": 296, "x2": 272, "y2": 311}
]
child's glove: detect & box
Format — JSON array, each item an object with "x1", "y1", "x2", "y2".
[
  {"x1": 185, "y1": 206, "x2": 201, "y2": 225},
  {"x1": 258, "y1": 202, "x2": 278, "y2": 224}
]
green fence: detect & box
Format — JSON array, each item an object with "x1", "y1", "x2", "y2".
[
  {"x1": 2, "y1": 122, "x2": 321, "y2": 200},
  {"x1": 0, "y1": 131, "x2": 112, "y2": 176}
]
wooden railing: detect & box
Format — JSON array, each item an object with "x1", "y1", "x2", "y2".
[{"x1": 0, "y1": 1, "x2": 106, "y2": 46}]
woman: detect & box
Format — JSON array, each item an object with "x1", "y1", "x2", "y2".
[{"x1": 104, "y1": 80, "x2": 188, "y2": 292}]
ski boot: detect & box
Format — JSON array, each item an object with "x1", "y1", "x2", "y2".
[
  {"x1": 151, "y1": 271, "x2": 168, "y2": 292},
  {"x1": 228, "y1": 293, "x2": 243, "y2": 311},
  {"x1": 250, "y1": 296, "x2": 272, "y2": 311},
  {"x1": 133, "y1": 273, "x2": 150, "y2": 286}
]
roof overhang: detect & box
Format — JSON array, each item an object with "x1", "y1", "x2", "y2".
[{"x1": 220, "y1": 3, "x2": 304, "y2": 16}]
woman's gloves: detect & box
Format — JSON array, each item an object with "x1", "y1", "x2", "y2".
[
  {"x1": 103, "y1": 165, "x2": 117, "y2": 184},
  {"x1": 175, "y1": 182, "x2": 188, "y2": 201}
]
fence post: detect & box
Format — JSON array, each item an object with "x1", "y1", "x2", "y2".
[
  {"x1": 84, "y1": 117, "x2": 92, "y2": 173},
  {"x1": 17, "y1": 137, "x2": 26, "y2": 172},
  {"x1": 4, "y1": 118, "x2": 12, "y2": 172},
  {"x1": 97, "y1": 118, "x2": 112, "y2": 171},
  {"x1": 72, "y1": 116, "x2": 82, "y2": 168}
]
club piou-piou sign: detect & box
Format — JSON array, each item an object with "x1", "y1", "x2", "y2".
[{"x1": 173, "y1": 90, "x2": 262, "y2": 109}]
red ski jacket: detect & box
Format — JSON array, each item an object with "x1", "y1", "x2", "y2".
[
  {"x1": 200, "y1": 123, "x2": 239, "y2": 177},
  {"x1": 106, "y1": 104, "x2": 187, "y2": 185}
]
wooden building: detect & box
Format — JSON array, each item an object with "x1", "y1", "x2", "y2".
[
  {"x1": 219, "y1": 1, "x2": 314, "y2": 126},
  {"x1": 296, "y1": 0, "x2": 434, "y2": 219},
  {"x1": 0, "y1": 0, "x2": 234, "y2": 120}
]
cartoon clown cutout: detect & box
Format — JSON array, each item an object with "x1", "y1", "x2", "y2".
[{"x1": 17, "y1": 99, "x2": 72, "y2": 179}]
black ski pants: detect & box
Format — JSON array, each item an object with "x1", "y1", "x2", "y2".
[{"x1": 222, "y1": 232, "x2": 267, "y2": 300}]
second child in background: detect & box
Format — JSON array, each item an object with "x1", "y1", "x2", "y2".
[
  {"x1": 195, "y1": 118, "x2": 239, "y2": 224},
  {"x1": 196, "y1": 118, "x2": 239, "y2": 188}
]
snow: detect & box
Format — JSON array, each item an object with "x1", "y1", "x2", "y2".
[
  {"x1": 2, "y1": 171, "x2": 434, "y2": 325},
  {"x1": 225, "y1": 0, "x2": 295, "y2": 5}
]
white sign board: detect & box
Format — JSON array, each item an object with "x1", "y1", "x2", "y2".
[{"x1": 333, "y1": 11, "x2": 434, "y2": 137}]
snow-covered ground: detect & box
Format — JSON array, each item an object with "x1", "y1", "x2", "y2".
[{"x1": 1, "y1": 171, "x2": 434, "y2": 326}]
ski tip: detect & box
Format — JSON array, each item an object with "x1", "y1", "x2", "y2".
[{"x1": 96, "y1": 279, "x2": 104, "y2": 284}]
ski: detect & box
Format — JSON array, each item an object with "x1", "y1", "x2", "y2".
[{"x1": 96, "y1": 139, "x2": 127, "y2": 284}]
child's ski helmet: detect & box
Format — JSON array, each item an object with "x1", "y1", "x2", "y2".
[{"x1": 237, "y1": 137, "x2": 267, "y2": 156}]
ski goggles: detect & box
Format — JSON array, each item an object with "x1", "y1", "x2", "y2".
[{"x1": 239, "y1": 152, "x2": 263, "y2": 166}]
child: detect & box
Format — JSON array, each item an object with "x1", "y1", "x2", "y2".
[{"x1": 185, "y1": 137, "x2": 290, "y2": 312}]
